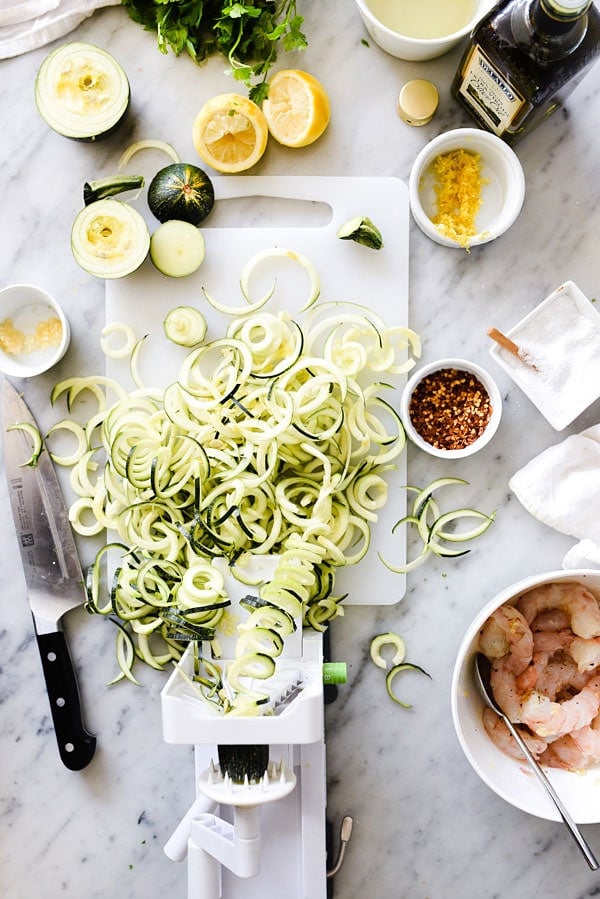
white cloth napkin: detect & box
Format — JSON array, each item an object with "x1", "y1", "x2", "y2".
[
  {"x1": 0, "y1": 0, "x2": 120, "y2": 58},
  {"x1": 509, "y1": 423, "x2": 600, "y2": 568}
]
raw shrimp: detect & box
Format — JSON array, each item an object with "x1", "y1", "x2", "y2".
[
  {"x1": 517, "y1": 582, "x2": 600, "y2": 640},
  {"x1": 515, "y1": 662, "x2": 539, "y2": 694},
  {"x1": 478, "y1": 605, "x2": 533, "y2": 675},
  {"x1": 571, "y1": 636, "x2": 600, "y2": 673},
  {"x1": 541, "y1": 715, "x2": 600, "y2": 771},
  {"x1": 485, "y1": 627, "x2": 565, "y2": 722},
  {"x1": 515, "y1": 630, "x2": 574, "y2": 693},
  {"x1": 489, "y1": 657, "x2": 526, "y2": 723},
  {"x1": 534, "y1": 655, "x2": 590, "y2": 702},
  {"x1": 478, "y1": 584, "x2": 600, "y2": 772},
  {"x1": 572, "y1": 713, "x2": 600, "y2": 756},
  {"x1": 482, "y1": 708, "x2": 547, "y2": 761},
  {"x1": 531, "y1": 608, "x2": 570, "y2": 632},
  {"x1": 521, "y1": 675, "x2": 600, "y2": 740},
  {"x1": 532, "y1": 630, "x2": 574, "y2": 655}
]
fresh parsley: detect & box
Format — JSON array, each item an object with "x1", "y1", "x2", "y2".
[{"x1": 122, "y1": 0, "x2": 307, "y2": 103}]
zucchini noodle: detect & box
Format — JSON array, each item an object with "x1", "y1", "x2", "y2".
[
  {"x1": 117, "y1": 138, "x2": 180, "y2": 171},
  {"x1": 46, "y1": 419, "x2": 88, "y2": 466},
  {"x1": 379, "y1": 478, "x2": 496, "y2": 574},
  {"x1": 50, "y1": 251, "x2": 420, "y2": 708},
  {"x1": 101, "y1": 322, "x2": 137, "y2": 358}
]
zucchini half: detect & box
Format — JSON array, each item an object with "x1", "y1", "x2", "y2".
[
  {"x1": 35, "y1": 42, "x2": 130, "y2": 141},
  {"x1": 71, "y1": 199, "x2": 150, "y2": 279},
  {"x1": 150, "y1": 220, "x2": 206, "y2": 278}
]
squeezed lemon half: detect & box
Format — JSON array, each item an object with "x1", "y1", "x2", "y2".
[{"x1": 192, "y1": 93, "x2": 269, "y2": 174}]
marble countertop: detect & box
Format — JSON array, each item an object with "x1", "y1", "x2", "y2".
[{"x1": 3, "y1": 3, "x2": 600, "y2": 897}]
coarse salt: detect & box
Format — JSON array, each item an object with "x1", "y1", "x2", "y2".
[{"x1": 489, "y1": 281, "x2": 600, "y2": 431}]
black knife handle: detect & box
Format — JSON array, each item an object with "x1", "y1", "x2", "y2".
[{"x1": 36, "y1": 630, "x2": 97, "y2": 771}]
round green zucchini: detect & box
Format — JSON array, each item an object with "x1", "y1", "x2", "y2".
[
  {"x1": 71, "y1": 199, "x2": 150, "y2": 279},
  {"x1": 150, "y1": 220, "x2": 206, "y2": 278},
  {"x1": 35, "y1": 42, "x2": 130, "y2": 141},
  {"x1": 147, "y1": 163, "x2": 215, "y2": 226}
]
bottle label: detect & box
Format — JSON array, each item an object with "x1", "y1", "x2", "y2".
[{"x1": 457, "y1": 44, "x2": 526, "y2": 135}]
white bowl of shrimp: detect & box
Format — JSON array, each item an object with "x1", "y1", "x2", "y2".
[{"x1": 451, "y1": 569, "x2": 600, "y2": 823}]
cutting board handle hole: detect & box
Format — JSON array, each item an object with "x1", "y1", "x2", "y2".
[{"x1": 208, "y1": 196, "x2": 333, "y2": 229}]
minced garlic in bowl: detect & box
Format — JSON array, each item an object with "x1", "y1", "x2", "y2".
[
  {"x1": 0, "y1": 314, "x2": 63, "y2": 356},
  {"x1": 0, "y1": 284, "x2": 70, "y2": 377}
]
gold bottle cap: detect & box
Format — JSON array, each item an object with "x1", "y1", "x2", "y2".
[{"x1": 397, "y1": 79, "x2": 439, "y2": 127}]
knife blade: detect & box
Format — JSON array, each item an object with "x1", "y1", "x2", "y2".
[{"x1": 0, "y1": 378, "x2": 96, "y2": 770}]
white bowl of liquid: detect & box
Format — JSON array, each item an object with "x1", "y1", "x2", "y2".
[
  {"x1": 0, "y1": 284, "x2": 70, "y2": 378},
  {"x1": 355, "y1": 0, "x2": 497, "y2": 61}
]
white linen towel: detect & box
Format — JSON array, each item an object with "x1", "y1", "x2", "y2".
[
  {"x1": 509, "y1": 423, "x2": 600, "y2": 568},
  {"x1": 0, "y1": 0, "x2": 120, "y2": 58}
]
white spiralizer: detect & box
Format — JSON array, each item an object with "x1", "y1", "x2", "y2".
[{"x1": 160, "y1": 560, "x2": 349, "y2": 898}]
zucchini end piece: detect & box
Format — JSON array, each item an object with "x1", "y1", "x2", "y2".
[{"x1": 337, "y1": 216, "x2": 384, "y2": 250}]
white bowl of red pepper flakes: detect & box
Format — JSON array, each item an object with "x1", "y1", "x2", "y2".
[{"x1": 400, "y1": 357, "x2": 502, "y2": 458}]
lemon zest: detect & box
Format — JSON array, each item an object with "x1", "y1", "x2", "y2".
[{"x1": 431, "y1": 149, "x2": 489, "y2": 250}]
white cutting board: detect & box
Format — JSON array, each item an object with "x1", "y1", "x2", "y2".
[{"x1": 106, "y1": 176, "x2": 409, "y2": 604}]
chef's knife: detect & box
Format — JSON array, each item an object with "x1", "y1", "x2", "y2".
[{"x1": 0, "y1": 378, "x2": 96, "y2": 770}]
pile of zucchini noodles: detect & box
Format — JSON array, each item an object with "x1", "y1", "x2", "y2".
[{"x1": 48, "y1": 250, "x2": 420, "y2": 714}]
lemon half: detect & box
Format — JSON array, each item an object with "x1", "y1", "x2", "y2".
[
  {"x1": 192, "y1": 93, "x2": 269, "y2": 174},
  {"x1": 262, "y1": 69, "x2": 331, "y2": 149}
]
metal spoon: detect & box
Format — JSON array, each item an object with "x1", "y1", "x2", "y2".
[{"x1": 474, "y1": 652, "x2": 599, "y2": 870}]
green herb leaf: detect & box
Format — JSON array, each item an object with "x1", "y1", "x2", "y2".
[
  {"x1": 232, "y1": 64, "x2": 254, "y2": 83},
  {"x1": 123, "y1": 0, "x2": 307, "y2": 96},
  {"x1": 249, "y1": 81, "x2": 270, "y2": 105}
]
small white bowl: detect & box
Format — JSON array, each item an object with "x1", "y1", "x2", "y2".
[
  {"x1": 0, "y1": 284, "x2": 70, "y2": 378},
  {"x1": 354, "y1": 0, "x2": 497, "y2": 61},
  {"x1": 400, "y1": 357, "x2": 502, "y2": 459},
  {"x1": 451, "y1": 569, "x2": 600, "y2": 823},
  {"x1": 409, "y1": 128, "x2": 525, "y2": 248}
]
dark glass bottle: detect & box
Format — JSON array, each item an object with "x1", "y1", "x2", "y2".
[{"x1": 451, "y1": 0, "x2": 600, "y2": 144}]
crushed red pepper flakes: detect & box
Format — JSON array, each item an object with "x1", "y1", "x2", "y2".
[{"x1": 408, "y1": 367, "x2": 492, "y2": 450}]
